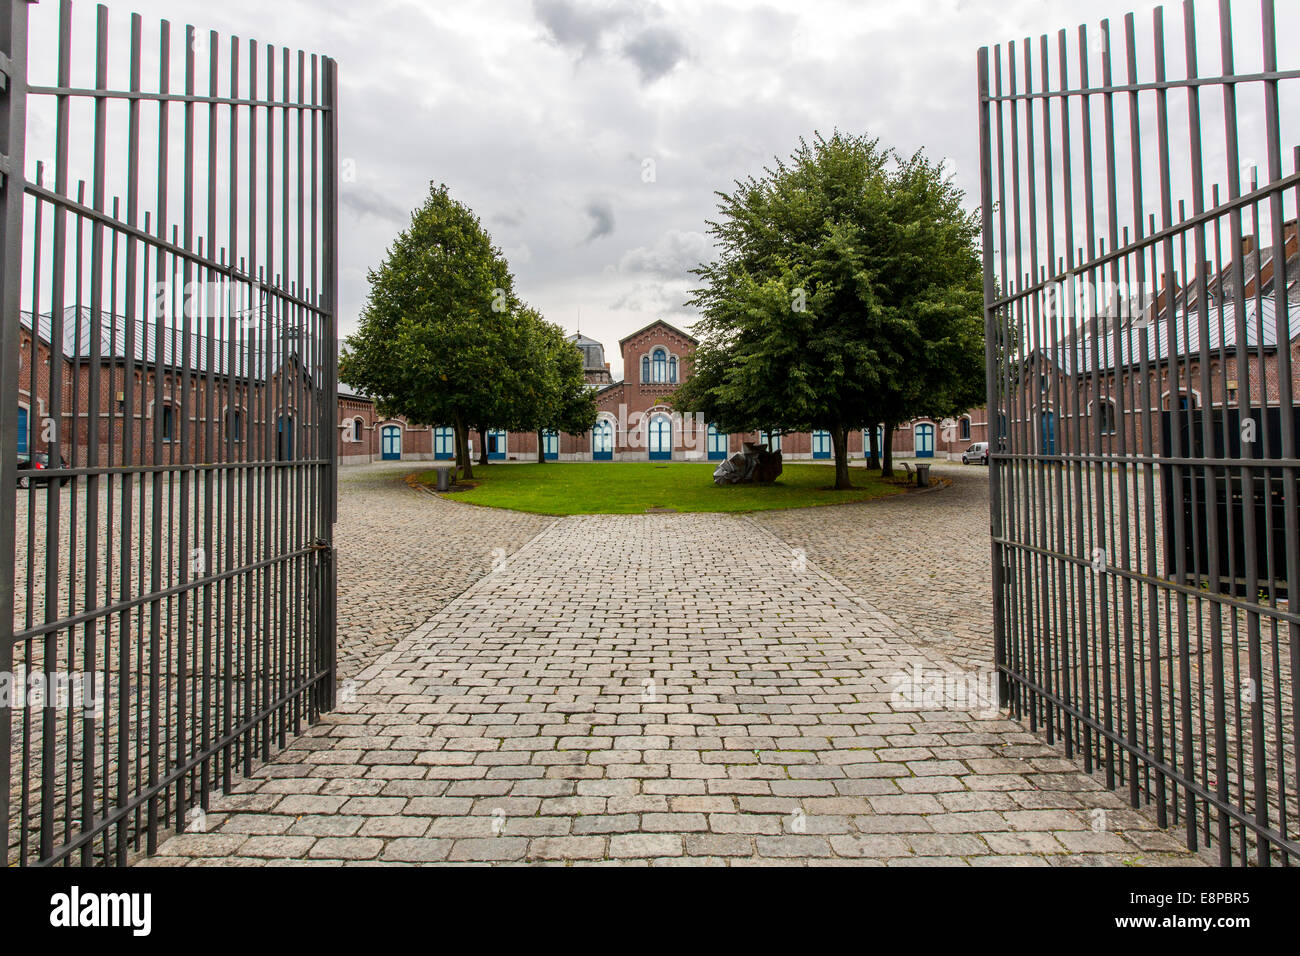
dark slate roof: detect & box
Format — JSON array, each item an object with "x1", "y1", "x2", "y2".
[
  {"x1": 20, "y1": 306, "x2": 323, "y2": 384},
  {"x1": 1047, "y1": 297, "x2": 1291, "y2": 376}
]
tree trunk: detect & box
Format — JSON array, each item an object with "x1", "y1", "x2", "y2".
[
  {"x1": 477, "y1": 426, "x2": 489, "y2": 467},
  {"x1": 831, "y1": 424, "x2": 851, "y2": 490},
  {"x1": 454, "y1": 414, "x2": 473, "y2": 481},
  {"x1": 536, "y1": 429, "x2": 545, "y2": 464},
  {"x1": 867, "y1": 423, "x2": 880, "y2": 471},
  {"x1": 881, "y1": 422, "x2": 894, "y2": 478}
]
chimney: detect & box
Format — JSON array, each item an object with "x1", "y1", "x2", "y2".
[{"x1": 1242, "y1": 234, "x2": 1256, "y2": 256}]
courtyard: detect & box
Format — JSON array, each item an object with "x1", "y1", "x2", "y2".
[{"x1": 140, "y1": 461, "x2": 1199, "y2": 866}]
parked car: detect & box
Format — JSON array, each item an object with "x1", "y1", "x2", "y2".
[
  {"x1": 17, "y1": 451, "x2": 70, "y2": 487},
  {"x1": 961, "y1": 441, "x2": 990, "y2": 465}
]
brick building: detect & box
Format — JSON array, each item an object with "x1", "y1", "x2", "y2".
[
  {"x1": 16, "y1": 309, "x2": 986, "y2": 469},
  {"x1": 463, "y1": 319, "x2": 989, "y2": 464}
]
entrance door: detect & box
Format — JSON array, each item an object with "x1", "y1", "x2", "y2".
[
  {"x1": 381, "y1": 425, "x2": 402, "y2": 460},
  {"x1": 487, "y1": 429, "x2": 507, "y2": 460},
  {"x1": 914, "y1": 423, "x2": 934, "y2": 458},
  {"x1": 543, "y1": 430, "x2": 559, "y2": 460},
  {"x1": 434, "y1": 426, "x2": 454, "y2": 460},
  {"x1": 648, "y1": 415, "x2": 672, "y2": 461},
  {"x1": 1040, "y1": 412, "x2": 1056, "y2": 456},
  {"x1": 593, "y1": 420, "x2": 613, "y2": 461},
  {"x1": 707, "y1": 423, "x2": 728, "y2": 461},
  {"x1": 812, "y1": 430, "x2": 831, "y2": 459}
]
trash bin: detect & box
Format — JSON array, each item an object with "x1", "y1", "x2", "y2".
[
  {"x1": 434, "y1": 465, "x2": 454, "y2": 492},
  {"x1": 914, "y1": 463, "x2": 931, "y2": 487}
]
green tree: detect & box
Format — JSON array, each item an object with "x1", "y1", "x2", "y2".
[
  {"x1": 340, "y1": 183, "x2": 519, "y2": 480},
  {"x1": 675, "y1": 132, "x2": 984, "y2": 488}
]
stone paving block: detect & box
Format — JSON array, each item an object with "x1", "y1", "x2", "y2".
[{"x1": 131, "y1": 466, "x2": 1202, "y2": 868}]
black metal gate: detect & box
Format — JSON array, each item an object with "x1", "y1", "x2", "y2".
[
  {"x1": 980, "y1": 0, "x2": 1298, "y2": 865},
  {"x1": 0, "y1": 0, "x2": 338, "y2": 865}
]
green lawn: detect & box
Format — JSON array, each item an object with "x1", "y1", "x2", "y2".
[{"x1": 418, "y1": 461, "x2": 907, "y2": 515}]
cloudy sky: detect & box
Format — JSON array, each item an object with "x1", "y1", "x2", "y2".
[{"x1": 27, "y1": 0, "x2": 1300, "y2": 378}]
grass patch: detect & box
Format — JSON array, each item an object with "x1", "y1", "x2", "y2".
[{"x1": 417, "y1": 461, "x2": 908, "y2": 515}]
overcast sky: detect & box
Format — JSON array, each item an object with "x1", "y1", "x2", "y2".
[{"x1": 27, "y1": 0, "x2": 1300, "y2": 378}]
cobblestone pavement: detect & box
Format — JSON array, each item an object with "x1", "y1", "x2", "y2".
[
  {"x1": 754, "y1": 461, "x2": 994, "y2": 674},
  {"x1": 334, "y1": 463, "x2": 554, "y2": 682},
  {"x1": 145, "y1": 482, "x2": 1200, "y2": 866}
]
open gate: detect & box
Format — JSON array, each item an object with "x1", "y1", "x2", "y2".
[
  {"x1": 980, "y1": 0, "x2": 1299, "y2": 864},
  {"x1": 0, "y1": 0, "x2": 338, "y2": 864}
]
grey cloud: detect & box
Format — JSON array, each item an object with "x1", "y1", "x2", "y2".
[
  {"x1": 532, "y1": 0, "x2": 628, "y2": 58},
  {"x1": 622, "y1": 26, "x2": 687, "y2": 84},
  {"x1": 341, "y1": 185, "x2": 408, "y2": 224},
  {"x1": 532, "y1": 0, "x2": 687, "y2": 83},
  {"x1": 619, "y1": 229, "x2": 712, "y2": 278},
  {"x1": 583, "y1": 200, "x2": 616, "y2": 242}
]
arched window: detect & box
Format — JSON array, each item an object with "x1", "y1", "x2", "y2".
[
  {"x1": 353, "y1": 417, "x2": 364, "y2": 443},
  {"x1": 668, "y1": 355, "x2": 678, "y2": 384},
  {"x1": 959, "y1": 416, "x2": 971, "y2": 440},
  {"x1": 228, "y1": 409, "x2": 243, "y2": 443},
  {"x1": 652, "y1": 348, "x2": 667, "y2": 383},
  {"x1": 1096, "y1": 400, "x2": 1116, "y2": 435},
  {"x1": 641, "y1": 355, "x2": 650, "y2": 382},
  {"x1": 161, "y1": 404, "x2": 175, "y2": 442}
]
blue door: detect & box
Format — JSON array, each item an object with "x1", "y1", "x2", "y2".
[
  {"x1": 277, "y1": 416, "x2": 294, "y2": 460},
  {"x1": 864, "y1": 426, "x2": 884, "y2": 459},
  {"x1": 487, "y1": 429, "x2": 507, "y2": 460},
  {"x1": 592, "y1": 420, "x2": 613, "y2": 461},
  {"x1": 915, "y1": 423, "x2": 934, "y2": 458},
  {"x1": 381, "y1": 425, "x2": 401, "y2": 460},
  {"x1": 543, "y1": 430, "x2": 559, "y2": 460},
  {"x1": 812, "y1": 429, "x2": 831, "y2": 459},
  {"x1": 648, "y1": 415, "x2": 672, "y2": 461},
  {"x1": 707, "y1": 423, "x2": 728, "y2": 461},
  {"x1": 17, "y1": 404, "x2": 28, "y2": 455},
  {"x1": 760, "y1": 430, "x2": 781, "y2": 452},
  {"x1": 1040, "y1": 412, "x2": 1056, "y2": 456},
  {"x1": 434, "y1": 426, "x2": 454, "y2": 460}
]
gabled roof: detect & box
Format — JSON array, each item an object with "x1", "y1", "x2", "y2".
[{"x1": 618, "y1": 318, "x2": 697, "y2": 346}]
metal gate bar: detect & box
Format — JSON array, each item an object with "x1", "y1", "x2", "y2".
[
  {"x1": 0, "y1": 0, "x2": 338, "y2": 866},
  {"x1": 980, "y1": 0, "x2": 1300, "y2": 866}
]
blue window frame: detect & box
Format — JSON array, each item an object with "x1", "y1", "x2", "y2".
[
  {"x1": 812, "y1": 429, "x2": 832, "y2": 459},
  {"x1": 381, "y1": 424, "x2": 401, "y2": 460},
  {"x1": 487, "y1": 428, "x2": 507, "y2": 460},
  {"x1": 434, "y1": 426, "x2": 454, "y2": 460},
  {"x1": 592, "y1": 419, "x2": 613, "y2": 460},
  {"x1": 959, "y1": 416, "x2": 971, "y2": 440},
  {"x1": 648, "y1": 414, "x2": 672, "y2": 460},
  {"x1": 228, "y1": 409, "x2": 243, "y2": 443},
  {"x1": 864, "y1": 425, "x2": 884, "y2": 459},
  {"x1": 652, "y1": 348, "x2": 667, "y2": 384},
  {"x1": 668, "y1": 355, "x2": 677, "y2": 383},
  {"x1": 641, "y1": 355, "x2": 650, "y2": 382},
  {"x1": 277, "y1": 415, "x2": 295, "y2": 460},
  {"x1": 759, "y1": 429, "x2": 781, "y2": 453},
  {"x1": 17, "y1": 404, "x2": 29, "y2": 455},
  {"x1": 914, "y1": 422, "x2": 935, "y2": 458},
  {"x1": 707, "y1": 422, "x2": 728, "y2": 461},
  {"x1": 161, "y1": 404, "x2": 175, "y2": 442},
  {"x1": 543, "y1": 430, "x2": 559, "y2": 460}
]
